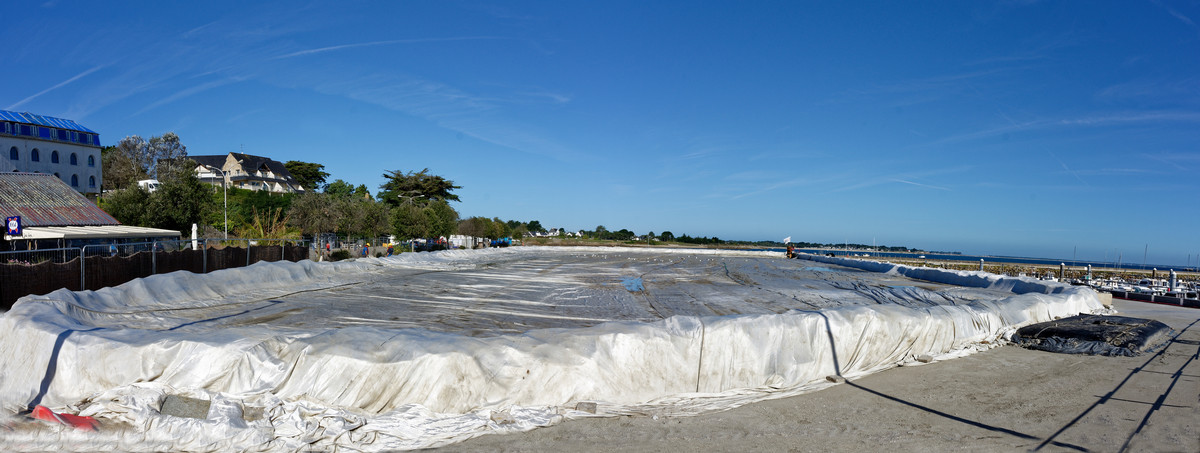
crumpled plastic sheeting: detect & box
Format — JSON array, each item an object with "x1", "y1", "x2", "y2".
[
  {"x1": 1010, "y1": 314, "x2": 1174, "y2": 356},
  {"x1": 0, "y1": 247, "x2": 1105, "y2": 451},
  {"x1": 795, "y1": 252, "x2": 1080, "y2": 296}
]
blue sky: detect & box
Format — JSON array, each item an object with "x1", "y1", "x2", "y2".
[{"x1": 5, "y1": 1, "x2": 1199, "y2": 267}]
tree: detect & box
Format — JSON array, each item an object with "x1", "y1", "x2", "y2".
[
  {"x1": 220, "y1": 187, "x2": 294, "y2": 234},
  {"x1": 527, "y1": 220, "x2": 545, "y2": 233},
  {"x1": 511, "y1": 223, "x2": 529, "y2": 239},
  {"x1": 378, "y1": 168, "x2": 461, "y2": 207},
  {"x1": 354, "y1": 184, "x2": 371, "y2": 200},
  {"x1": 457, "y1": 217, "x2": 489, "y2": 237},
  {"x1": 146, "y1": 172, "x2": 213, "y2": 234},
  {"x1": 325, "y1": 179, "x2": 355, "y2": 198},
  {"x1": 235, "y1": 207, "x2": 300, "y2": 241},
  {"x1": 102, "y1": 138, "x2": 149, "y2": 190},
  {"x1": 335, "y1": 196, "x2": 365, "y2": 237},
  {"x1": 358, "y1": 199, "x2": 390, "y2": 238},
  {"x1": 390, "y1": 203, "x2": 431, "y2": 240},
  {"x1": 102, "y1": 133, "x2": 189, "y2": 190},
  {"x1": 288, "y1": 192, "x2": 337, "y2": 236},
  {"x1": 426, "y1": 200, "x2": 459, "y2": 238},
  {"x1": 147, "y1": 132, "x2": 188, "y2": 180},
  {"x1": 284, "y1": 161, "x2": 330, "y2": 191},
  {"x1": 99, "y1": 186, "x2": 150, "y2": 225},
  {"x1": 100, "y1": 133, "x2": 211, "y2": 235},
  {"x1": 487, "y1": 217, "x2": 511, "y2": 239},
  {"x1": 660, "y1": 231, "x2": 674, "y2": 241}
]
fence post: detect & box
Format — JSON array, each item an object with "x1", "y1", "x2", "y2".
[
  {"x1": 203, "y1": 238, "x2": 207, "y2": 274},
  {"x1": 281, "y1": 241, "x2": 285, "y2": 262},
  {"x1": 80, "y1": 245, "x2": 86, "y2": 291},
  {"x1": 246, "y1": 239, "x2": 251, "y2": 267},
  {"x1": 152, "y1": 240, "x2": 158, "y2": 275}
]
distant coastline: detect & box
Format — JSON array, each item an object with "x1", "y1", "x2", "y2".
[{"x1": 518, "y1": 238, "x2": 1198, "y2": 275}]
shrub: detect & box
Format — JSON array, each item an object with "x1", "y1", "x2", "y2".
[{"x1": 330, "y1": 250, "x2": 352, "y2": 261}]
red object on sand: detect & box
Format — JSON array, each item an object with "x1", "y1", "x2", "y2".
[{"x1": 30, "y1": 405, "x2": 99, "y2": 431}]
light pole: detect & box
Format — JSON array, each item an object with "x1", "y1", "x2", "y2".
[{"x1": 211, "y1": 166, "x2": 228, "y2": 239}]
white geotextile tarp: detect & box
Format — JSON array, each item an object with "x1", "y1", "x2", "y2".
[{"x1": 0, "y1": 247, "x2": 1106, "y2": 451}]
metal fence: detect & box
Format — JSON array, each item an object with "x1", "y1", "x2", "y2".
[{"x1": 1, "y1": 238, "x2": 309, "y2": 310}]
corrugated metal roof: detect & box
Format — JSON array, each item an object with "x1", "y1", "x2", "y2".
[
  {"x1": 5, "y1": 225, "x2": 180, "y2": 240},
  {"x1": 0, "y1": 110, "x2": 97, "y2": 134},
  {"x1": 0, "y1": 173, "x2": 119, "y2": 227}
]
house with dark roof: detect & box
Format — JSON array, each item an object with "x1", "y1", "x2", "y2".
[
  {"x1": 0, "y1": 173, "x2": 178, "y2": 251},
  {"x1": 190, "y1": 152, "x2": 304, "y2": 194},
  {"x1": 0, "y1": 110, "x2": 103, "y2": 198}
]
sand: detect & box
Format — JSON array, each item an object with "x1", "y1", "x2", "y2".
[{"x1": 440, "y1": 299, "x2": 1199, "y2": 452}]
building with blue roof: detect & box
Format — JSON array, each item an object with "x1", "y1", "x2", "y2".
[{"x1": 0, "y1": 110, "x2": 102, "y2": 198}]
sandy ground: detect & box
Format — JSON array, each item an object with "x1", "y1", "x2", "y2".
[{"x1": 440, "y1": 299, "x2": 1199, "y2": 453}]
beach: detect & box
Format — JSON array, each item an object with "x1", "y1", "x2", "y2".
[{"x1": 441, "y1": 298, "x2": 1199, "y2": 452}]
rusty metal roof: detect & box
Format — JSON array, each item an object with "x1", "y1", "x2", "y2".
[{"x1": 0, "y1": 173, "x2": 118, "y2": 226}]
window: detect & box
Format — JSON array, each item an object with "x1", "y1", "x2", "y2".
[
  {"x1": 19, "y1": 125, "x2": 32, "y2": 136},
  {"x1": 70, "y1": 153, "x2": 78, "y2": 165},
  {"x1": 71, "y1": 174, "x2": 78, "y2": 187},
  {"x1": 51, "y1": 151, "x2": 59, "y2": 163},
  {"x1": 89, "y1": 176, "x2": 96, "y2": 188},
  {"x1": 9, "y1": 146, "x2": 17, "y2": 160},
  {"x1": 31, "y1": 149, "x2": 39, "y2": 162},
  {"x1": 87, "y1": 155, "x2": 95, "y2": 167},
  {"x1": 56, "y1": 129, "x2": 68, "y2": 141},
  {"x1": 38, "y1": 127, "x2": 51, "y2": 139}
]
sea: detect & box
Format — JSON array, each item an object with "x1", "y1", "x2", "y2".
[{"x1": 763, "y1": 248, "x2": 1198, "y2": 273}]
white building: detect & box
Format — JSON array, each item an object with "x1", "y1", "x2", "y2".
[
  {"x1": 190, "y1": 152, "x2": 304, "y2": 194},
  {"x1": 0, "y1": 110, "x2": 102, "y2": 197}
]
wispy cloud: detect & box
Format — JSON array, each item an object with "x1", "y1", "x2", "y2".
[
  {"x1": 828, "y1": 166, "x2": 971, "y2": 193},
  {"x1": 1151, "y1": 0, "x2": 1200, "y2": 38},
  {"x1": 727, "y1": 175, "x2": 829, "y2": 200},
  {"x1": 133, "y1": 78, "x2": 240, "y2": 116},
  {"x1": 226, "y1": 108, "x2": 265, "y2": 124},
  {"x1": 273, "y1": 37, "x2": 510, "y2": 60},
  {"x1": 824, "y1": 68, "x2": 1012, "y2": 107},
  {"x1": 306, "y1": 72, "x2": 582, "y2": 160},
  {"x1": 919, "y1": 110, "x2": 1200, "y2": 148},
  {"x1": 1095, "y1": 77, "x2": 1200, "y2": 104},
  {"x1": 514, "y1": 91, "x2": 571, "y2": 104},
  {"x1": 1140, "y1": 151, "x2": 1195, "y2": 171},
  {"x1": 1073, "y1": 168, "x2": 1153, "y2": 176},
  {"x1": 7, "y1": 65, "x2": 106, "y2": 110},
  {"x1": 1049, "y1": 151, "x2": 1091, "y2": 188},
  {"x1": 891, "y1": 179, "x2": 951, "y2": 191}
]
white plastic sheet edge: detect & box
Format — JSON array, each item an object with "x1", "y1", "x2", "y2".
[{"x1": 0, "y1": 247, "x2": 1106, "y2": 451}]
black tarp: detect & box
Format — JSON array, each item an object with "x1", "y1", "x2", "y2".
[{"x1": 1011, "y1": 314, "x2": 1174, "y2": 356}]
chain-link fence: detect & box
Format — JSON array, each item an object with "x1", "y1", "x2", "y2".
[{"x1": 1, "y1": 238, "x2": 309, "y2": 310}]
